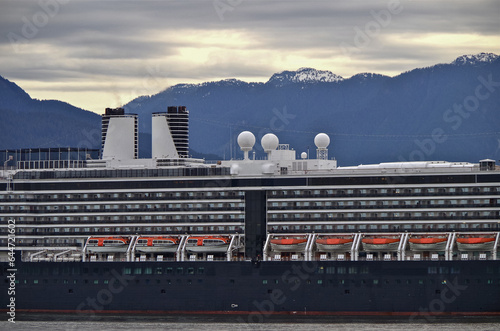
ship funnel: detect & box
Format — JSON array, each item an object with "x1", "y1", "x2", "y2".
[
  {"x1": 152, "y1": 106, "x2": 189, "y2": 159},
  {"x1": 101, "y1": 108, "x2": 138, "y2": 160}
]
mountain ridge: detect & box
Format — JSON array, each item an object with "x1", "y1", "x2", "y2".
[{"x1": 1, "y1": 52, "x2": 499, "y2": 166}]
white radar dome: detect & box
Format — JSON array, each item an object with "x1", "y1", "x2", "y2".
[
  {"x1": 301, "y1": 152, "x2": 307, "y2": 159},
  {"x1": 261, "y1": 133, "x2": 279, "y2": 152},
  {"x1": 314, "y1": 133, "x2": 330, "y2": 149},
  {"x1": 237, "y1": 131, "x2": 255, "y2": 151}
]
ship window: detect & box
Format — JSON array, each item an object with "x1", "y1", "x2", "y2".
[
  {"x1": 33, "y1": 280, "x2": 38, "y2": 284},
  {"x1": 373, "y1": 280, "x2": 379, "y2": 285},
  {"x1": 337, "y1": 267, "x2": 346, "y2": 274},
  {"x1": 93, "y1": 280, "x2": 99, "y2": 284},
  {"x1": 123, "y1": 268, "x2": 132, "y2": 275},
  {"x1": 326, "y1": 267, "x2": 335, "y2": 274},
  {"x1": 317, "y1": 267, "x2": 325, "y2": 274},
  {"x1": 187, "y1": 268, "x2": 194, "y2": 275},
  {"x1": 348, "y1": 267, "x2": 357, "y2": 274},
  {"x1": 428, "y1": 267, "x2": 437, "y2": 274},
  {"x1": 176, "y1": 267, "x2": 183, "y2": 275},
  {"x1": 419, "y1": 280, "x2": 424, "y2": 285},
  {"x1": 155, "y1": 267, "x2": 163, "y2": 275},
  {"x1": 134, "y1": 268, "x2": 142, "y2": 275},
  {"x1": 317, "y1": 280, "x2": 323, "y2": 285},
  {"x1": 262, "y1": 280, "x2": 268, "y2": 285},
  {"x1": 144, "y1": 267, "x2": 152, "y2": 275},
  {"x1": 166, "y1": 268, "x2": 173, "y2": 275}
]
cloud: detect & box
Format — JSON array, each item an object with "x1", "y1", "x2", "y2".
[{"x1": 0, "y1": 0, "x2": 498, "y2": 113}]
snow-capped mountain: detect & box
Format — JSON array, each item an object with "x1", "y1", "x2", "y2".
[
  {"x1": 267, "y1": 68, "x2": 344, "y2": 87},
  {"x1": 451, "y1": 52, "x2": 499, "y2": 66}
]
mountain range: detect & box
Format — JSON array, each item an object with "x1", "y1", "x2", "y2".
[{"x1": 1, "y1": 52, "x2": 499, "y2": 166}]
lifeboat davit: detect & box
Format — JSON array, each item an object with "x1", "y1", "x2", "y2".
[
  {"x1": 456, "y1": 237, "x2": 496, "y2": 251},
  {"x1": 362, "y1": 238, "x2": 400, "y2": 251},
  {"x1": 185, "y1": 236, "x2": 230, "y2": 253},
  {"x1": 409, "y1": 237, "x2": 447, "y2": 251},
  {"x1": 316, "y1": 238, "x2": 353, "y2": 251},
  {"x1": 270, "y1": 237, "x2": 307, "y2": 252},
  {"x1": 86, "y1": 237, "x2": 130, "y2": 253},
  {"x1": 135, "y1": 236, "x2": 180, "y2": 253}
]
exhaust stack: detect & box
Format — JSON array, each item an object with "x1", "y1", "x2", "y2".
[
  {"x1": 101, "y1": 108, "x2": 138, "y2": 160},
  {"x1": 152, "y1": 106, "x2": 189, "y2": 159}
]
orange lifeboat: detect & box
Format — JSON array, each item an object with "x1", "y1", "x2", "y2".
[
  {"x1": 409, "y1": 237, "x2": 447, "y2": 251},
  {"x1": 362, "y1": 238, "x2": 400, "y2": 245},
  {"x1": 316, "y1": 238, "x2": 353, "y2": 251},
  {"x1": 409, "y1": 238, "x2": 447, "y2": 244},
  {"x1": 185, "y1": 236, "x2": 230, "y2": 253},
  {"x1": 136, "y1": 236, "x2": 180, "y2": 253},
  {"x1": 456, "y1": 237, "x2": 495, "y2": 244},
  {"x1": 270, "y1": 237, "x2": 307, "y2": 252},
  {"x1": 456, "y1": 237, "x2": 496, "y2": 251},
  {"x1": 362, "y1": 237, "x2": 400, "y2": 251},
  {"x1": 86, "y1": 237, "x2": 130, "y2": 253}
]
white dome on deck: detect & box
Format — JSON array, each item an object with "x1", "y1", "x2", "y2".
[
  {"x1": 261, "y1": 133, "x2": 279, "y2": 152},
  {"x1": 314, "y1": 133, "x2": 330, "y2": 149},
  {"x1": 237, "y1": 131, "x2": 255, "y2": 152}
]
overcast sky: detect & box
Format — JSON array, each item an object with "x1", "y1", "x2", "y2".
[{"x1": 1, "y1": 0, "x2": 499, "y2": 114}]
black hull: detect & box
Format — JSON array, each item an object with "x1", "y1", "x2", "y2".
[{"x1": 2, "y1": 260, "x2": 500, "y2": 318}]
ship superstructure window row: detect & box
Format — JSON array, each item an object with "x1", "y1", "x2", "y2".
[
  {"x1": 0, "y1": 190, "x2": 245, "y2": 202},
  {"x1": 12, "y1": 167, "x2": 231, "y2": 180}
]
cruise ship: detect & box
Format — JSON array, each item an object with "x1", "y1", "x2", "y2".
[{"x1": 1, "y1": 106, "x2": 499, "y2": 318}]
